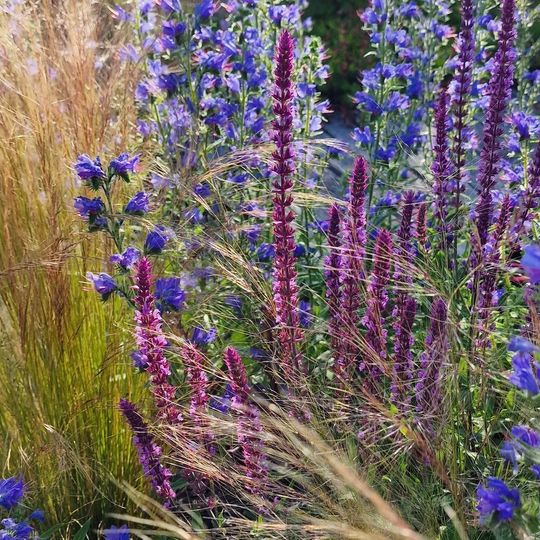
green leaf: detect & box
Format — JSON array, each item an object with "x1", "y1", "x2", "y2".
[
  {"x1": 72, "y1": 518, "x2": 92, "y2": 540},
  {"x1": 39, "y1": 523, "x2": 65, "y2": 539}
]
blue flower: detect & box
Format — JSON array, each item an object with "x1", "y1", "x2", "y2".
[
  {"x1": 0, "y1": 477, "x2": 24, "y2": 510},
  {"x1": 87, "y1": 273, "x2": 117, "y2": 300},
  {"x1": 155, "y1": 278, "x2": 185, "y2": 311},
  {"x1": 110, "y1": 247, "x2": 141, "y2": 270},
  {"x1": 0, "y1": 518, "x2": 34, "y2": 539},
  {"x1": 130, "y1": 351, "x2": 147, "y2": 370},
  {"x1": 509, "y1": 351, "x2": 540, "y2": 395},
  {"x1": 191, "y1": 327, "x2": 217, "y2": 346},
  {"x1": 110, "y1": 153, "x2": 139, "y2": 177},
  {"x1": 508, "y1": 336, "x2": 539, "y2": 353},
  {"x1": 104, "y1": 525, "x2": 130, "y2": 539},
  {"x1": 511, "y1": 425, "x2": 540, "y2": 448},
  {"x1": 256, "y1": 243, "x2": 275, "y2": 261},
  {"x1": 112, "y1": 5, "x2": 133, "y2": 22},
  {"x1": 144, "y1": 226, "x2": 170, "y2": 254},
  {"x1": 352, "y1": 126, "x2": 374, "y2": 145},
  {"x1": 194, "y1": 182, "x2": 211, "y2": 198},
  {"x1": 225, "y1": 295, "x2": 242, "y2": 314},
  {"x1": 157, "y1": 0, "x2": 182, "y2": 14},
  {"x1": 28, "y1": 510, "x2": 45, "y2": 523},
  {"x1": 531, "y1": 465, "x2": 540, "y2": 479},
  {"x1": 521, "y1": 245, "x2": 540, "y2": 284},
  {"x1": 195, "y1": 0, "x2": 214, "y2": 18},
  {"x1": 511, "y1": 112, "x2": 540, "y2": 140},
  {"x1": 125, "y1": 192, "x2": 149, "y2": 215},
  {"x1": 299, "y1": 299, "x2": 312, "y2": 328},
  {"x1": 500, "y1": 441, "x2": 519, "y2": 474},
  {"x1": 74, "y1": 155, "x2": 106, "y2": 182},
  {"x1": 477, "y1": 477, "x2": 520, "y2": 525},
  {"x1": 210, "y1": 384, "x2": 234, "y2": 413},
  {"x1": 74, "y1": 197, "x2": 105, "y2": 218}
]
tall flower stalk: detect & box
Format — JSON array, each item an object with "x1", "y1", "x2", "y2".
[
  {"x1": 324, "y1": 205, "x2": 345, "y2": 379},
  {"x1": 451, "y1": 0, "x2": 475, "y2": 231},
  {"x1": 432, "y1": 87, "x2": 452, "y2": 253},
  {"x1": 134, "y1": 257, "x2": 182, "y2": 425},
  {"x1": 512, "y1": 142, "x2": 540, "y2": 239},
  {"x1": 415, "y1": 299, "x2": 449, "y2": 434},
  {"x1": 339, "y1": 156, "x2": 368, "y2": 378},
  {"x1": 223, "y1": 347, "x2": 267, "y2": 496},
  {"x1": 181, "y1": 343, "x2": 214, "y2": 453},
  {"x1": 119, "y1": 399, "x2": 176, "y2": 502},
  {"x1": 362, "y1": 229, "x2": 393, "y2": 386},
  {"x1": 474, "y1": 0, "x2": 516, "y2": 251},
  {"x1": 270, "y1": 30, "x2": 303, "y2": 379}
]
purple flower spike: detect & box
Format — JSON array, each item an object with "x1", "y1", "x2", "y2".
[
  {"x1": 513, "y1": 143, "x2": 540, "y2": 239},
  {"x1": 181, "y1": 343, "x2": 215, "y2": 453},
  {"x1": 415, "y1": 201, "x2": 428, "y2": 249},
  {"x1": 476, "y1": 195, "x2": 511, "y2": 346},
  {"x1": 431, "y1": 87, "x2": 452, "y2": 248},
  {"x1": 415, "y1": 298, "x2": 449, "y2": 433},
  {"x1": 223, "y1": 347, "x2": 267, "y2": 495},
  {"x1": 392, "y1": 296, "x2": 416, "y2": 408},
  {"x1": 118, "y1": 399, "x2": 176, "y2": 502},
  {"x1": 270, "y1": 30, "x2": 304, "y2": 379},
  {"x1": 324, "y1": 205, "x2": 345, "y2": 380},
  {"x1": 474, "y1": 0, "x2": 516, "y2": 252},
  {"x1": 451, "y1": 0, "x2": 475, "y2": 221},
  {"x1": 339, "y1": 157, "x2": 368, "y2": 378},
  {"x1": 134, "y1": 257, "x2": 182, "y2": 425},
  {"x1": 362, "y1": 229, "x2": 393, "y2": 384}
]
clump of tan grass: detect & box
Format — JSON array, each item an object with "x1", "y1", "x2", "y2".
[{"x1": 0, "y1": 0, "x2": 146, "y2": 532}]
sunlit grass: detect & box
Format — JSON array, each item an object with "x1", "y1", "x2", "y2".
[{"x1": 0, "y1": 0, "x2": 146, "y2": 532}]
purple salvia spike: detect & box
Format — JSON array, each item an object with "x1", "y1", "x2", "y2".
[
  {"x1": 134, "y1": 257, "x2": 182, "y2": 425},
  {"x1": 415, "y1": 201, "x2": 428, "y2": 250},
  {"x1": 324, "y1": 204, "x2": 346, "y2": 380},
  {"x1": 476, "y1": 195, "x2": 512, "y2": 349},
  {"x1": 432, "y1": 87, "x2": 453, "y2": 249},
  {"x1": 415, "y1": 299, "x2": 449, "y2": 434},
  {"x1": 474, "y1": 0, "x2": 516, "y2": 251},
  {"x1": 362, "y1": 229, "x2": 393, "y2": 385},
  {"x1": 391, "y1": 296, "x2": 417, "y2": 409},
  {"x1": 119, "y1": 398, "x2": 176, "y2": 502},
  {"x1": 512, "y1": 142, "x2": 540, "y2": 239},
  {"x1": 340, "y1": 157, "x2": 369, "y2": 377},
  {"x1": 181, "y1": 343, "x2": 215, "y2": 453},
  {"x1": 394, "y1": 191, "x2": 415, "y2": 303},
  {"x1": 223, "y1": 347, "x2": 267, "y2": 496},
  {"x1": 270, "y1": 30, "x2": 303, "y2": 379},
  {"x1": 451, "y1": 0, "x2": 475, "y2": 224}
]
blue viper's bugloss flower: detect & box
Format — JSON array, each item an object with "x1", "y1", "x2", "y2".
[
  {"x1": 191, "y1": 327, "x2": 217, "y2": 346},
  {"x1": 155, "y1": 277, "x2": 185, "y2": 311},
  {"x1": 195, "y1": 0, "x2": 214, "y2": 18},
  {"x1": 509, "y1": 351, "x2": 540, "y2": 395},
  {"x1": 500, "y1": 441, "x2": 519, "y2": 473},
  {"x1": 352, "y1": 126, "x2": 373, "y2": 145},
  {"x1": 144, "y1": 226, "x2": 170, "y2": 254},
  {"x1": 256, "y1": 242, "x2": 275, "y2": 261},
  {"x1": 73, "y1": 196, "x2": 105, "y2": 218},
  {"x1": 104, "y1": 524, "x2": 130, "y2": 539},
  {"x1": 0, "y1": 518, "x2": 34, "y2": 539},
  {"x1": 477, "y1": 477, "x2": 520, "y2": 524},
  {"x1": 194, "y1": 182, "x2": 211, "y2": 198},
  {"x1": 28, "y1": 510, "x2": 45, "y2": 523},
  {"x1": 521, "y1": 245, "x2": 540, "y2": 284},
  {"x1": 0, "y1": 477, "x2": 24, "y2": 510},
  {"x1": 531, "y1": 465, "x2": 540, "y2": 479},
  {"x1": 125, "y1": 191, "x2": 149, "y2": 214},
  {"x1": 87, "y1": 272, "x2": 117, "y2": 300},
  {"x1": 110, "y1": 247, "x2": 141, "y2": 270},
  {"x1": 508, "y1": 336, "x2": 539, "y2": 353},
  {"x1": 512, "y1": 425, "x2": 540, "y2": 447},
  {"x1": 74, "y1": 155, "x2": 105, "y2": 181},
  {"x1": 130, "y1": 350, "x2": 148, "y2": 370},
  {"x1": 110, "y1": 153, "x2": 140, "y2": 177},
  {"x1": 225, "y1": 295, "x2": 242, "y2": 314},
  {"x1": 210, "y1": 384, "x2": 234, "y2": 413},
  {"x1": 299, "y1": 299, "x2": 312, "y2": 328},
  {"x1": 511, "y1": 111, "x2": 540, "y2": 140}
]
